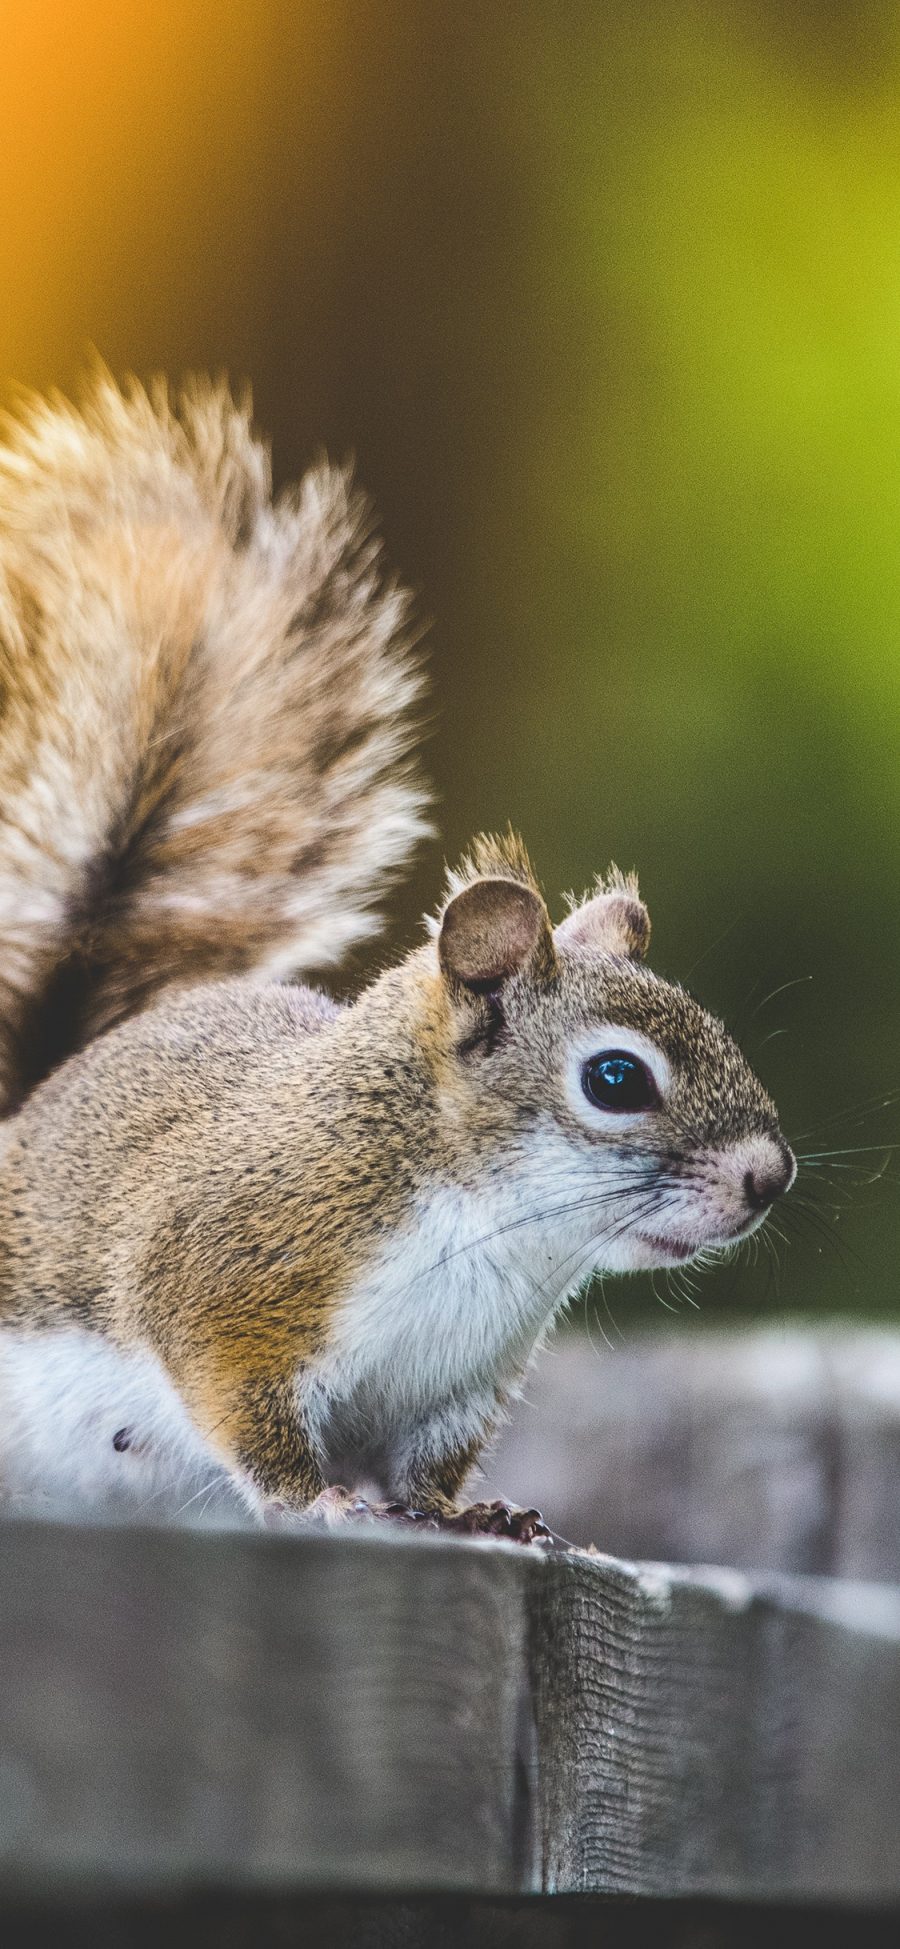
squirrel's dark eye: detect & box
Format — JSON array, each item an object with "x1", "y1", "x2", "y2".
[{"x1": 582, "y1": 1050, "x2": 658, "y2": 1113}]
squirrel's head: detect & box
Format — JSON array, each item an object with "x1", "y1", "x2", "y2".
[{"x1": 425, "y1": 832, "x2": 795, "y2": 1275}]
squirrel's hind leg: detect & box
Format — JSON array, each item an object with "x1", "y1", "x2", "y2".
[{"x1": 173, "y1": 1366, "x2": 326, "y2": 1524}]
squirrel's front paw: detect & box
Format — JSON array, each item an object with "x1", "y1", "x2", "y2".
[{"x1": 439, "y1": 1498, "x2": 553, "y2": 1545}]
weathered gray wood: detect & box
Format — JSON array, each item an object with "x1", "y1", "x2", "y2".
[
  {"x1": 0, "y1": 1519, "x2": 898, "y2": 1906},
  {"x1": 486, "y1": 1326, "x2": 900, "y2": 1580},
  {"x1": 0, "y1": 1522, "x2": 531, "y2": 1899},
  {"x1": 531, "y1": 1550, "x2": 900, "y2": 1902}
]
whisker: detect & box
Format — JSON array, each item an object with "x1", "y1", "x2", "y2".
[
  {"x1": 504, "y1": 1190, "x2": 676, "y2": 1331},
  {"x1": 759, "y1": 1223, "x2": 783, "y2": 1300},
  {"x1": 197, "y1": 1478, "x2": 227, "y2": 1523},
  {"x1": 564, "y1": 1193, "x2": 690, "y2": 1320},
  {"x1": 665, "y1": 1268, "x2": 699, "y2": 1312},
  {"x1": 559, "y1": 1194, "x2": 681, "y2": 1304},
  {"x1": 133, "y1": 1404, "x2": 239, "y2": 1515},
  {"x1": 134, "y1": 1478, "x2": 182, "y2": 1516},
  {"x1": 520, "y1": 1212, "x2": 650, "y2": 1355},
  {"x1": 748, "y1": 973, "x2": 813, "y2": 1021},
  {"x1": 678, "y1": 1271, "x2": 701, "y2": 1309},
  {"x1": 594, "y1": 1273, "x2": 626, "y2": 1345},
  {"x1": 798, "y1": 1143, "x2": 898, "y2": 1159},
  {"x1": 584, "y1": 1301, "x2": 617, "y2": 1356},
  {"x1": 801, "y1": 1159, "x2": 897, "y2": 1189},
  {"x1": 796, "y1": 1172, "x2": 858, "y2": 1204},
  {"x1": 781, "y1": 1201, "x2": 866, "y2": 1279},
  {"x1": 170, "y1": 1475, "x2": 228, "y2": 1523},
  {"x1": 650, "y1": 1271, "x2": 680, "y2": 1314},
  {"x1": 386, "y1": 1174, "x2": 670, "y2": 1303},
  {"x1": 792, "y1": 1089, "x2": 900, "y2": 1146},
  {"x1": 682, "y1": 911, "x2": 744, "y2": 984}
]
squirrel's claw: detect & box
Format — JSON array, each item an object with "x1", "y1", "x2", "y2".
[
  {"x1": 265, "y1": 1490, "x2": 567, "y2": 1548},
  {"x1": 367, "y1": 1495, "x2": 563, "y2": 1546},
  {"x1": 435, "y1": 1497, "x2": 555, "y2": 1546},
  {"x1": 380, "y1": 1501, "x2": 436, "y2": 1526},
  {"x1": 373, "y1": 1497, "x2": 549, "y2": 1542}
]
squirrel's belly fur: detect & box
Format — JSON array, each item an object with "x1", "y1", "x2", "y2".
[{"x1": 0, "y1": 1330, "x2": 238, "y2": 1519}]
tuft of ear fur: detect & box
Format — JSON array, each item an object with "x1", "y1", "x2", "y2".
[
  {"x1": 438, "y1": 871, "x2": 556, "y2": 994},
  {"x1": 441, "y1": 827, "x2": 542, "y2": 905},
  {"x1": 556, "y1": 866, "x2": 650, "y2": 961},
  {"x1": 0, "y1": 369, "x2": 430, "y2": 1105}
]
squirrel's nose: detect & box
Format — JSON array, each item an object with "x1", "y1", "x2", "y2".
[{"x1": 743, "y1": 1142, "x2": 796, "y2": 1212}]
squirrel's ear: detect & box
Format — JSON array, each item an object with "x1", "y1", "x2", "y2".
[
  {"x1": 438, "y1": 877, "x2": 557, "y2": 993},
  {"x1": 555, "y1": 882, "x2": 650, "y2": 962}
]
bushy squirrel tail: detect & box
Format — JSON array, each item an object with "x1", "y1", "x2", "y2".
[{"x1": 0, "y1": 371, "x2": 429, "y2": 1107}]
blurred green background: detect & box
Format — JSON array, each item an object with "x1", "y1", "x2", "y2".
[{"x1": 1, "y1": 0, "x2": 897, "y2": 1324}]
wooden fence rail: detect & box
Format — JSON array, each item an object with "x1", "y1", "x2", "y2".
[{"x1": 0, "y1": 1518, "x2": 898, "y2": 1910}]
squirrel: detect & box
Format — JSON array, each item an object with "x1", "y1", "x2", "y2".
[{"x1": 0, "y1": 373, "x2": 796, "y2": 1538}]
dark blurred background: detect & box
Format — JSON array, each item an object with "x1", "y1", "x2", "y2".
[{"x1": 2, "y1": 0, "x2": 897, "y2": 1325}]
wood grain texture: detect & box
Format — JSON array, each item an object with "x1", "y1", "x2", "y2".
[
  {"x1": 530, "y1": 1550, "x2": 900, "y2": 1902},
  {"x1": 0, "y1": 1520, "x2": 898, "y2": 1905},
  {"x1": 486, "y1": 1326, "x2": 900, "y2": 1579},
  {"x1": 0, "y1": 1522, "x2": 532, "y2": 1900}
]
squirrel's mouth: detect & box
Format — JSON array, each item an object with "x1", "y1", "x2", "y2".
[
  {"x1": 636, "y1": 1232, "x2": 696, "y2": 1262},
  {"x1": 636, "y1": 1214, "x2": 764, "y2": 1264}
]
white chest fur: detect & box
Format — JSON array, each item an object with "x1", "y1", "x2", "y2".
[{"x1": 300, "y1": 1147, "x2": 607, "y2": 1495}]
